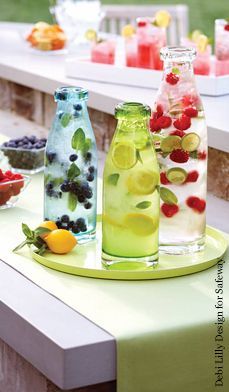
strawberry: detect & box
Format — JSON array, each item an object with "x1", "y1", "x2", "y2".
[
  {"x1": 186, "y1": 196, "x2": 206, "y2": 213},
  {"x1": 198, "y1": 151, "x2": 207, "y2": 160},
  {"x1": 182, "y1": 94, "x2": 199, "y2": 108},
  {"x1": 184, "y1": 107, "x2": 198, "y2": 118},
  {"x1": 224, "y1": 24, "x2": 229, "y2": 31},
  {"x1": 160, "y1": 172, "x2": 170, "y2": 185},
  {"x1": 157, "y1": 115, "x2": 172, "y2": 129},
  {"x1": 170, "y1": 130, "x2": 186, "y2": 138},
  {"x1": 161, "y1": 203, "x2": 179, "y2": 217},
  {"x1": 166, "y1": 72, "x2": 179, "y2": 85},
  {"x1": 173, "y1": 114, "x2": 191, "y2": 130},
  {"x1": 170, "y1": 149, "x2": 189, "y2": 163},
  {"x1": 185, "y1": 170, "x2": 199, "y2": 183}
]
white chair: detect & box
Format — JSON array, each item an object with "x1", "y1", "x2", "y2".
[{"x1": 100, "y1": 4, "x2": 189, "y2": 45}]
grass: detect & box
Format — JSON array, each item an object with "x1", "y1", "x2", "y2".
[{"x1": 0, "y1": 0, "x2": 228, "y2": 39}]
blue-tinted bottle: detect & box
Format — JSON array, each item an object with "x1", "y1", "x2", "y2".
[{"x1": 44, "y1": 86, "x2": 97, "y2": 243}]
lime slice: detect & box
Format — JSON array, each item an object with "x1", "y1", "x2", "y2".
[
  {"x1": 181, "y1": 133, "x2": 200, "y2": 152},
  {"x1": 112, "y1": 141, "x2": 137, "y2": 170},
  {"x1": 102, "y1": 214, "x2": 125, "y2": 229},
  {"x1": 161, "y1": 135, "x2": 181, "y2": 153},
  {"x1": 160, "y1": 187, "x2": 178, "y2": 205},
  {"x1": 154, "y1": 10, "x2": 171, "y2": 28},
  {"x1": 127, "y1": 169, "x2": 159, "y2": 195},
  {"x1": 166, "y1": 168, "x2": 187, "y2": 184},
  {"x1": 85, "y1": 29, "x2": 97, "y2": 41},
  {"x1": 122, "y1": 24, "x2": 135, "y2": 37},
  {"x1": 124, "y1": 213, "x2": 158, "y2": 236}
]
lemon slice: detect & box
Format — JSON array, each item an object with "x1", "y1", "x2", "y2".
[
  {"x1": 161, "y1": 135, "x2": 181, "y2": 153},
  {"x1": 154, "y1": 10, "x2": 171, "y2": 28},
  {"x1": 112, "y1": 141, "x2": 137, "y2": 170},
  {"x1": 122, "y1": 24, "x2": 135, "y2": 38},
  {"x1": 191, "y1": 30, "x2": 202, "y2": 43},
  {"x1": 181, "y1": 133, "x2": 200, "y2": 152},
  {"x1": 166, "y1": 168, "x2": 187, "y2": 184},
  {"x1": 85, "y1": 29, "x2": 97, "y2": 41},
  {"x1": 127, "y1": 169, "x2": 159, "y2": 195},
  {"x1": 124, "y1": 213, "x2": 158, "y2": 236},
  {"x1": 102, "y1": 214, "x2": 125, "y2": 229},
  {"x1": 196, "y1": 34, "x2": 209, "y2": 53}
]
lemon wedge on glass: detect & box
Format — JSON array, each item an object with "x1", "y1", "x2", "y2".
[
  {"x1": 196, "y1": 34, "x2": 209, "y2": 53},
  {"x1": 85, "y1": 29, "x2": 97, "y2": 41},
  {"x1": 122, "y1": 24, "x2": 135, "y2": 38},
  {"x1": 154, "y1": 10, "x2": 171, "y2": 28}
]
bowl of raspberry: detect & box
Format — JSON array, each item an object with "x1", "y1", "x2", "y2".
[{"x1": 0, "y1": 169, "x2": 30, "y2": 209}]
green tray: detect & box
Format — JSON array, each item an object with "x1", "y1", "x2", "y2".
[{"x1": 32, "y1": 224, "x2": 228, "y2": 280}]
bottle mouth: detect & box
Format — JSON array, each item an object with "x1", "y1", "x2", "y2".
[
  {"x1": 54, "y1": 86, "x2": 88, "y2": 102},
  {"x1": 160, "y1": 46, "x2": 196, "y2": 62},
  {"x1": 115, "y1": 102, "x2": 151, "y2": 118}
]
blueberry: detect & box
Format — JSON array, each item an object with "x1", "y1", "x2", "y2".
[
  {"x1": 85, "y1": 152, "x2": 92, "y2": 161},
  {"x1": 72, "y1": 224, "x2": 80, "y2": 234},
  {"x1": 18, "y1": 141, "x2": 24, "y2": 147},
  {"x1": 73, "y1": 110, "x2": 80, "y2": 118},
  {"x1": 60, "y1": 181, "x2": 70, "y2": 192},
  {"x1": 61, "y1": 215, "x2": 69, "y2": 223},
  {"x1": 76, "y1": 218, "x2": 85, "y2": 229},
  {"x1": 73, "y1": 104, "x2": 82, "y2": 111},
  {"x1": 58, "y1": 111, "x2": 64, "y2": 119},
  {"x1": 68, "y1": 221, "x2": 74, "y2": 229},
  {"x1": 56, "y1": 92, "x2": 66, "y2": 101},
  {"x1": 46, "y1": 182, "x2": 54, "y2": 191},
  {"x1": 69, "y1": 154, "x2": 78, "y2": 162},
  {"x1": 88, "y1": 166, "x2": 95, "y2": 173},
  {"x1": 84, "y1": 202, "x2": 92, "y2": 209},
  {"x1": 81, "y1": 224, "x2": 87, "y2": 232},
  {"x1": 58, "y1": 192, "x2": 62, "y2": 199},
  {"x1": 56, "y1": 220, "x2": 62, "y2": 228},
  {"x1": 70, "y1": 182, "x2": 80, "y2": 194},
  {"x1": 78, "y1": 194, "x2": 86, "y2": 203},
  {"x1": 85, "y1": 188, "x2": 93, "y2": 199},
  {"x1": 47, "y1": 152, "x2": 56, "y2": 164},
  {"x1": 87, "y1": 173, "x2": 94, "y2": 182}
]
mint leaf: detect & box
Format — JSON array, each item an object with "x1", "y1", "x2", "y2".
[
  {"x1": 136, "y1": 150, "x2": 143, "y2": 164},
  {"x1": 136, "y1": 201, "x2": 152, "y2": 209},
  {"x1": 68, "y1": 192, "x2": 77, "y2": 211},
  {"x1": 22, "y1": 223, "x2": 34, "y2": 239},
  {"x1": 67, "y1": 163, "x2": 80, "y2": 180},
  {"x1": 34, "y1": 227, "x2": 51, "y2": 236},
  {"x1": 107, "y1": 173, "x2": 120, "y2": 186},
  {"x1": 61, "y1": 113, "x2": 72, "y2": 127},
  {"x1": 72, "y1": 128, "x2": 85, "y2": 151},
  {"x1": 52, "y1": 177, "x2": 65, "y2": 186},
  {"x1": 160, "y1": 187, "x2": 178, "y2": 205},
  {"x1": 83, "y1": 138, "x2": 92, "y2": 154}
]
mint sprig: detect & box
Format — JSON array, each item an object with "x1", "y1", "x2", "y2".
[{"x1": 13, "y1": 223, "x2": 51, "y2": 255}]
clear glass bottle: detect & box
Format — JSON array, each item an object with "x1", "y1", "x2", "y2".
[
  {"x1": 150, "y1": 47, "x2": 207, "y2": 254},
  {"x1": 44, "y1": 86, "x2": 97, "y2": 243},
  {"x1": 102, "y1": 102, "x2": 160, "y2": 267}
]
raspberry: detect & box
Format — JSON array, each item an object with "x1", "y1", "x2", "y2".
[
  {"x1": 184, "y1": 107, "x2": 198, "y2": 118},
  {"x1": 170, "y1": 130, "x2": 186, "y2": 138},
  {"x1": 186, "y1": 196, "x2": 206, "y2": 213},
  {"x1": 174, "y1": 114, "x2": 191, "y2": 130},
  {"x1": 170, "y1": 149, "x2": 189, "y2": 163},
  {"x1": 156, "y1": 104, "x2": 163, "y2": 118},
  {"x1": 185, "y1": 170, "x2": 199, "y2": 183},
  {"x1": 5, "y1": 170, "x2": 14, "y2": 178},
  {"x1": 160, "y1": 172, "x2": 170, "y2": 185},
  {"x1": 157, "y1": 115, "x2": 172, "y2": 129},
  {"x1": 150, "y1": 116, "x2": 160, "y2": 132},
  {"x1": 161, "y1": 203, "x2": 179, "y2": 218},
  {"x1": 224, "y1": 24, "x2": 229, "y2": 31},
  {"x1": 138, "y1": 20, "x2": 147, "y2": 27},
  {"x1": 182, "y1": 94, "x2": 199, "y2": 108},
  {"x1": 198, "y1": 151, "x2": 207, "y2": 160},
  {"x1": 166, "y1": 72, "x2": 179, "y2": 85},
  {"x1": 0, "y1": 169, "x2": 4, "y2": 180}
]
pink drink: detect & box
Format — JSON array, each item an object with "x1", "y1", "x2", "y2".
[
  {"x1": 181, "y1": 38, "x2": 211, "y2": 75},
  {"x1": 215, "y1": 19, "x2": 229, "y2": 76},
  {"x1": 125, "y1": 36, "x2": 138, "y2": 67},
  {"x1": 91, "y1": 40, "x2": 116, "y2": 65},
  {"x1": 150, "y1": 47, "x2": 207, "y2": 254},
  {"x1": 136, "y1": 18, "x2": 166, "y2": 70}
]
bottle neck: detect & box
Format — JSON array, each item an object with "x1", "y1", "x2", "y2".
[{"x1": 56, "y1": 99, "x2": 88, "y2": 113}]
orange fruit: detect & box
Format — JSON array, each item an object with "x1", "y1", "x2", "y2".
[
  {"x1": 45, "y1": 229, "x2": 77, "y2": 254},
  {"x1": 38, "y1": 221, "x2": 58, "y2": 239}
]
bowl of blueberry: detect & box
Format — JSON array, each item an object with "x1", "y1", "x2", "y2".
[{"x1": 0, "y1": 135, "x2": 47, "y2": 174}]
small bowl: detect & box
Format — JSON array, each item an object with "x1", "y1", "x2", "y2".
[
  {"x1": 0, "y1": 145, "x2": 45, "y2": 174},
  {"x1": 0, "y1": 176, "x2": 31, "y2": 209}
]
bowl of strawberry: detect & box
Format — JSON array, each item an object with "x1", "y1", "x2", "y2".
[{"x1": 0, "y1": 170, "x2": 30, "y2": 209}]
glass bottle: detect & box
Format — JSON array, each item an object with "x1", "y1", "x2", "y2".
[
  {"x1": 102, "y1": 102, "x2": 160, "y2": 267},
  {"x1": 44, "y1": 86, "x2": 97, "y2": 243},
  {"x1": 150, "y1": 47, "x2": 207, "y2": 254}
]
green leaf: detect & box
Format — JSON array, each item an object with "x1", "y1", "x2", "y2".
[
  {"x1": 136, "y1": 201, "x2": 152, "y2": 209},
  {"x1": 160, "y1": 187, "x2": 178, "y2": 205},
  {"x1": 34, "y1": 227, "x2": 51, "y2": 236},
  {"x1": 67, "y1": 163, "x2": 81, "y2": 180},
  {"x1": 71, "y1": 128, "x2": 85, "y2": 151},
  {"x1": 107, "y1": 173, "x2": 120, "y2": 186},
  {"x1": 44, "y1": 174, "x2": 52, "y2": 185},
  {"x1": 52, "y1": 177, "x2": 65, "y2": 187},
  {"x1": 13, "y1": 239, "x2": 29, "y2": 253},
  {"x1": 35, "y1": 244, "x2": 48, "y2": 255},
  {"x1": 189, "y1": 150, "x2": 198, "y2": 159},
  {"x1": 61, "y1": 113, "x2": 72, "y2": 127},
  {"x1": 68, "y1": 192, "x2": 78, "y2": 212},
  {"x1": 172, "y1": 67, "x2": 180, "y2": 75},
  {"x1": 82, "y1": 138, "x2": 92, "y2": 154},
  {"x1": 136, "y1": 150, "x2": 143, "y2": 164},
  {"x1": 22, "y1": 223, "x2": 34, "y2": 239}
]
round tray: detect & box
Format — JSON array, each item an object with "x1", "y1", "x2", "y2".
[{"x1": 32, "y1": 224, "x2": 227, "y2": 280}]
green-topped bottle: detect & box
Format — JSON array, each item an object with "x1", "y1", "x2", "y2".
[{"x1": 102, "y1": 102, "x2": 160, "y2": 268}]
